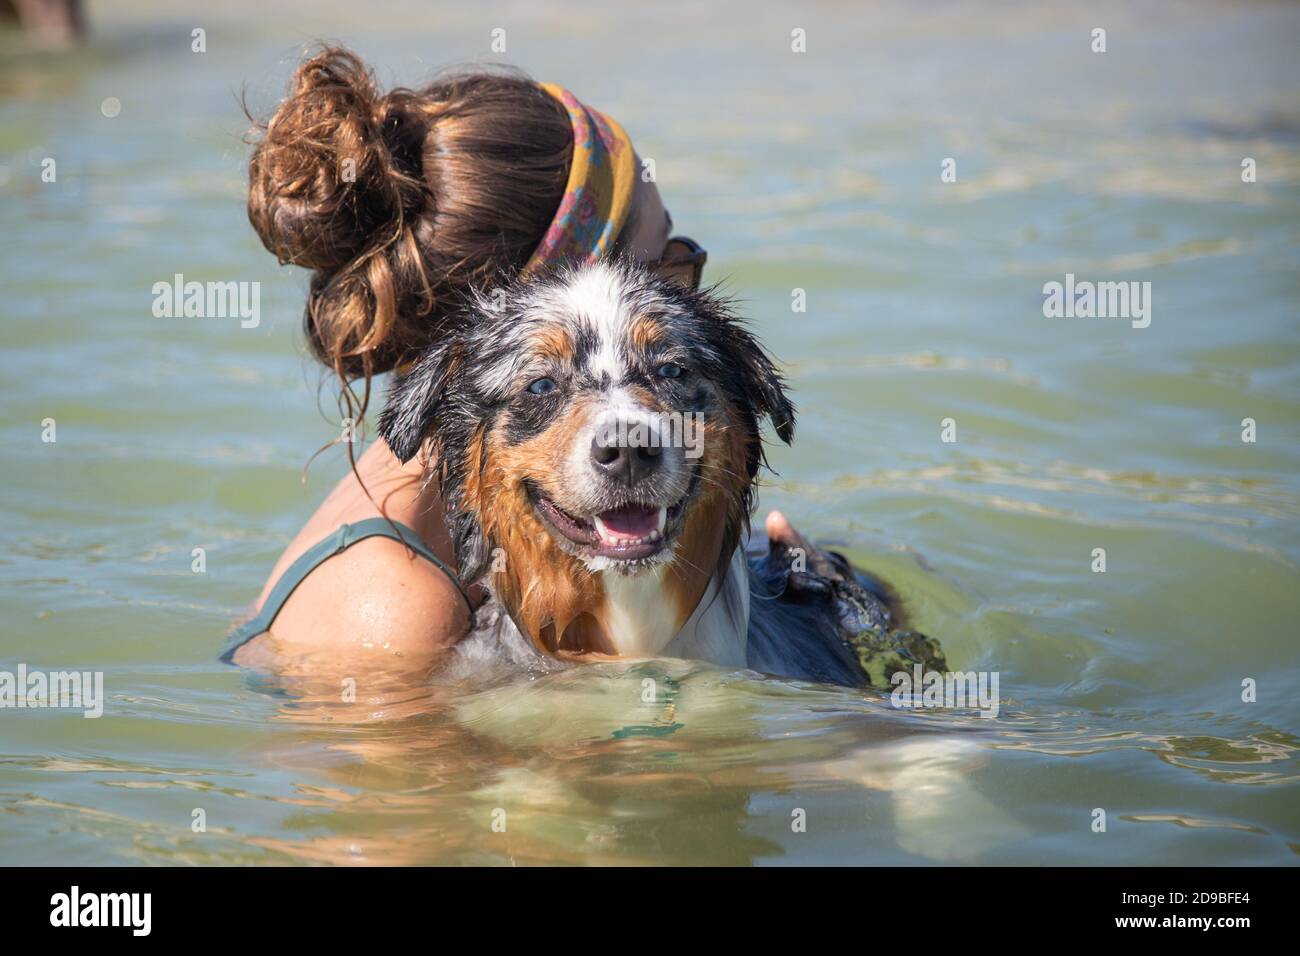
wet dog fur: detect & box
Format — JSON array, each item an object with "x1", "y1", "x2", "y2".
[{"x1": 379, "y1": 260, "x2": 873, "y2": 685}]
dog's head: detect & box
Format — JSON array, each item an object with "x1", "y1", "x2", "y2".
[{"x1": 379, "y1": 260, "x2": 794, "y2": 655}]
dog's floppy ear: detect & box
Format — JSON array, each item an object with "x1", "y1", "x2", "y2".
[
  {"x1": 377, "y1": 339, "x2": 461, "y2": 464},
  {"x1": 726, "y1": 323, "x2": 796, "y2": 446},
  {"x1": 378, "y1": 331, "x2": 494, "y2": 584},
  {"x1": 701, "y1": 295, "x2": 796, "y2": 449}
]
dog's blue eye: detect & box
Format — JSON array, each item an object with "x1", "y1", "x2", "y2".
[
  {"x1": 527, "y1": 377, "x2": 557, "y2": 396},
  {"x1": 657, "y1": 363, "x2": 684, "y2": 380}
]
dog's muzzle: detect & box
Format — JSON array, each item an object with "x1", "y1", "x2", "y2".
[{"x1": 528, "y1": 409, "x2": 696, "y2": 564}]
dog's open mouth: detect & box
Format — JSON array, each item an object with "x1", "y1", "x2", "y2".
[{"x1": 528, "y1": 484, "x2": 688, "y2": 561}]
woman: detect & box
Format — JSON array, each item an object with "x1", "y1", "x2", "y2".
[{"x1": 228, "y1": 46, "x2": 807, "y2": 671}]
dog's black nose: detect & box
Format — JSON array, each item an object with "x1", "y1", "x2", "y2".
[{"x1": 591, "y1": 429, "x2": 662, "y2": 486}]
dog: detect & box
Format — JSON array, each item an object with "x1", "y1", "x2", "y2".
[{"x1": 379, "y1": 260, "x2": 944, "y2": 687}]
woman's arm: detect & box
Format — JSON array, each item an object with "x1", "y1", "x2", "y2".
[{"x1": 231, "y1": 440, "x2": 474, "y2": 672}]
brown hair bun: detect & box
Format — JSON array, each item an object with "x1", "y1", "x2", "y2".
[{"x1": 246, "y1": 44, "x2": 572, "y2": 406}]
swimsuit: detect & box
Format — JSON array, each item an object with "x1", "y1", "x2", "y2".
[{"x1": 219, "y1": 518, "x2": 472, "y2": 663}]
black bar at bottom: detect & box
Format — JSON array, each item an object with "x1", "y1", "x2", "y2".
[{"x1": 0, "y1": 865, "x2": 1285, "y2": 940}]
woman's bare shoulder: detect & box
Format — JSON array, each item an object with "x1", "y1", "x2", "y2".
[
  {"x1": 235, "y1": 535, "x2": 471, "y2": 668},
  {"x1": 232, "y1": 441, "x2": 472, "y2": 669}
]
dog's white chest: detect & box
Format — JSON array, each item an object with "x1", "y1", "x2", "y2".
[
  {"x1": 599, "y1": 548, "x2": 750, "y2": 666},
  {"x1": 598, "y1": 566, "x2": 678, "y2": 657}
]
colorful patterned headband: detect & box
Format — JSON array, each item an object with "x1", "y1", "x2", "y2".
[{"x1": 522, "y1": 83, "x2": 637, "y2": 276}]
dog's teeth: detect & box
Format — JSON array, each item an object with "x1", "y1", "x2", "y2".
[
  {"x1": 656, "y1": 508, "x2": 667, "y2": 534},
  {"x1": 590, "y1": 514, "x2": 667, "y2": 549}
]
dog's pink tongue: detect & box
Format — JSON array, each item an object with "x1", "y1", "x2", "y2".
[{"x1": 595, "y1": 504, "x2": 660, "y2": 542}]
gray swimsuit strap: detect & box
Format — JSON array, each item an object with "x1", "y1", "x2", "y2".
[{"x1": 220, "y1": 518, "x2": 471, "y2": 663}]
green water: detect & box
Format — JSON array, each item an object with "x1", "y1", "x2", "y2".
[{"x1": 2, "y1": 0, "x2": 1299, "y2": 865}]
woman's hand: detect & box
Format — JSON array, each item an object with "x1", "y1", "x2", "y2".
[{"x1": 764, "y1": 510, "x2": 845, "y2": 581}]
